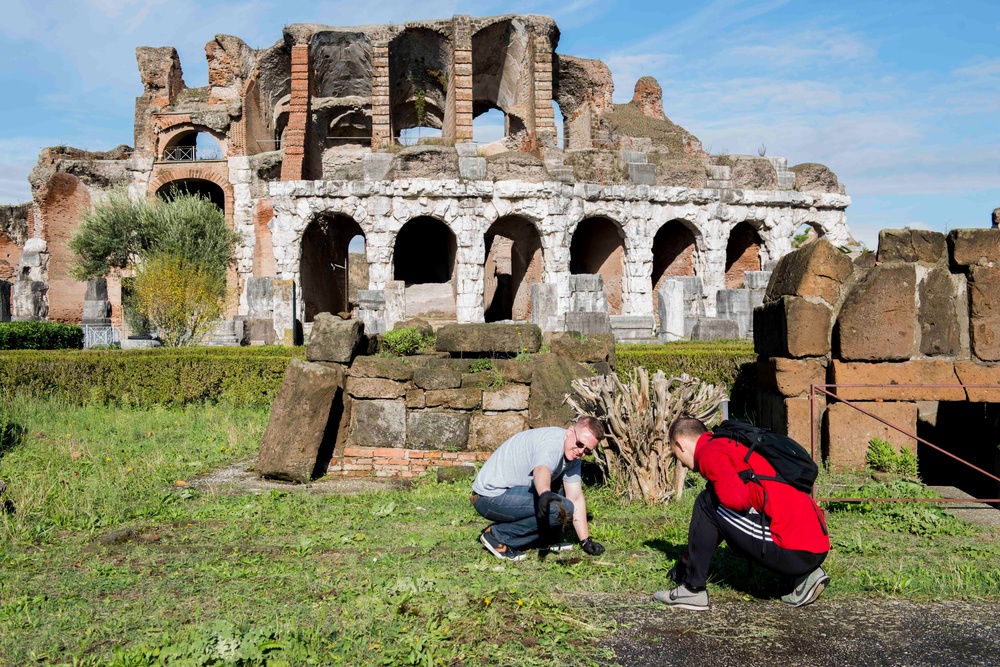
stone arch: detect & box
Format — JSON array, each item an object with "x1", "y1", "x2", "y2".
[
  {"x1": 792, "y1": 221, "x2": 825, "y2": 248},
  {"x1": 148, "y1": 167, "x2": 234, "y2": 224},
  {"x1": 388, "y1": 28, "x2": 451, "y2": 140},
  {"x1": 156, "y1": 123, "x2": 228, "y2": 161},
  {"x1": 471, "y1": 18, "x2": 531, "y2": 142},
  {"x1": 300, "y1": 213, "x2": 366, "y2": 322},
  {"x1": 484, "y1": 215, "x2": 543, "y2": 322},
  {"x1": 651, "y1": 218, "x2": 699, "y2": 318},
  {"x1": 394, "y1": 216, "x2": 456, "y2": 284},
  {"x1": 155, "y1": 178, "x2": 226, "y2": 212},
  {"x1": 570, "y1": 216, "x2": 625, "y2": 315},
  {"x1": 725, "y1": 220, "x2": 763, "y2": 288}
]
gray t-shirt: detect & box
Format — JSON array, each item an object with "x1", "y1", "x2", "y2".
[{"x1": 472, "y1": 427, "x2": 582, "y2": 497}]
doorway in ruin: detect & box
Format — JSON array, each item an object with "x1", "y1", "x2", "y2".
[
  {"x1": 570, "y1": 216, "x2": 625, "y2": 315},
  {"x1": 300, "y1": 214, "x2": 366, "y2": 322},
  {"x1": 155, "y1": 179, "x2": 226, "y2": 215},
  {"x1": 484, "y1": 216, "x2": 543, "y2": 322},
  {"x1": 388, "y1": 28, "x2": 449, "y2": 144},
  {"x1": 651, "y1": 220, "x2": 698, "y2": 324},
  {"x1": 917, "y1": 402, "x2": 1000, "y2": 505},
  {"x1": 394, "y1": 216, "x2": 457, "y2": 318},
  {"x1": 161, "y1": 130, "x2": 224, "y2": 162},
  {"x1": 793, "y1": 222, "x2": 823, "y2": 249},
  {"x1": 725, "y1": 221, "x2": 762, "y2": 288}
]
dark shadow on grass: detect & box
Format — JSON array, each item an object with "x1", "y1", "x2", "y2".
[
  {"x1": 0, "y1": 420, "x2": 25, "y2": 459},
  {"x1": 643, "y1": 539, "x2": 788, "y2": 600}
]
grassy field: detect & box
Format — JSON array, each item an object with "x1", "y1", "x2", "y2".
[{"x1": 1, "y1": 396, "x2": 998, "y2": 666}]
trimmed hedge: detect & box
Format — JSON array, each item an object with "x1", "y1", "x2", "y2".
[
  {"x1": 0, "y1": 322, "x2": 84, "y2": 350},
  {"x1": 0, "y1": 346, "x2": 305, "y2": 407},
  {"x1": 616, "y1": 340, "x2": 757, "y2": 412}
]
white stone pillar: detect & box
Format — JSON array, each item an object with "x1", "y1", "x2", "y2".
[{"x1": 695, "y1": 221, "x2": 728, "y2": 317}]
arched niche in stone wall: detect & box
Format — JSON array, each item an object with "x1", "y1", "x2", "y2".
[
  {"x1": 471, "y1": 18, "x2": 531, "y2": 143},
  {"x1": 388, "y1": 28, "x2": 450, "y2": 141},
  {"x1": 158, "y1": 125, "x2": 227, "y2": 162},
  {"x1": 792, "y1": 221, "x2": 824, "y2": 249},
  {"x1": 651, "y1": 219, "x2": 699, "y2": 323},
  {"x1": 300, "y1": 213, "x2": 366, "y2": 322},
  {"x1": 570, "y1": 216, "x2": 626, "y2": 316},
  {"x1": 484, "y1": 215, "x2": 543, "y2": 322},
  {"x1": 725, "y1": 221, "x2": 763, "y2": 288},
  {"x1": 394, "y1": 216, "x2": 457, "y2": 319},
  {"x1": 155, "y1": 178, "x2": 226, "y2": 213}
]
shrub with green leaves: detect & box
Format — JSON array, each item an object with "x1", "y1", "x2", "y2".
[
  {"x1": 379, "y1": 327, "x2": 425, "y2": 356},
  {"x1": 866, "y1": 437, "x2": 919, "y2": 477},
  {"x1": 0, "y1": 321, "x2": 83, "y2": 350}
]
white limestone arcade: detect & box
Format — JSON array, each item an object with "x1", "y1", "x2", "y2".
[{"x1": 262, "y1": 177, "x2": 850, "y2": 326}]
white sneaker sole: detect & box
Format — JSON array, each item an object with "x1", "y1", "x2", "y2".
[
  {"x1": 543, "y1": 543, "x2": 575, "y2": 552},
  {"x1": 480, "y1": 533, "x2": 526, "y2": 561}
]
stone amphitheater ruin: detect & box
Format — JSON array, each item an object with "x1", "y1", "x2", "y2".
[{"x1": 0, "y1": 13, "x2": 854, "y2": 343}]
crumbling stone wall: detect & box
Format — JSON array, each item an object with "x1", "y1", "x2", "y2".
[{"x1": 756, "y1": 230, "x2": 1000, "y2": 470}]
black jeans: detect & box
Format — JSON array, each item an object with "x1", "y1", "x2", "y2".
[{"x1": 683, "y1": 489, "x2": 827, "y2": 590}]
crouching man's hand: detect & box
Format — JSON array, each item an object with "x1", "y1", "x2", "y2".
[
  {"x1": 580, "y1": 537, "x2": 605, "y2": 556},
  {"x1": 535, "y1": 491, "x2": 562, "y2": 527}
]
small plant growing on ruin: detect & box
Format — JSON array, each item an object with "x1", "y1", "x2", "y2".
[
  {"x1": 567, "y1": 368, "x2": 728, "y2": 504},
  {"x1": 469, "y1": 359, "x2": 494, "y2": 373},
  {"x1": 379, "y1": 327, "x2": 423, "y2": 356},
  {"x1": 866, "y1": 437, "x2": 918, "y2": 478}
]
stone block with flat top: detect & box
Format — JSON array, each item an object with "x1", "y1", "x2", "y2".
[
  {"x1": 836, "y1": 264, "x2": 916, "y2": 361},
  {"x1": 434, "y1": 323, "x2": 542, "y2": 355}
]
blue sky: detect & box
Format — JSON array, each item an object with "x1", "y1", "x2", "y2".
[{"x1": 1, "y1": 0, "x2": 998, "y2": 248}]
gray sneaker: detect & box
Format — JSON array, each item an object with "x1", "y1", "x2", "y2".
[
  {"x1": 652, "y1": 584, "x2": 710, "y2": 611},
  {"x1": 781, "y1": 566, "x2": 830, "y2": 608}
]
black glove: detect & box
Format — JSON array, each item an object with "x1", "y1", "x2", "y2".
[
  {"x1": 535, "y1": 491, "x2": 563, "y2": 542},
  {"x1": 580, "y1": 537, "x2": 605, "y2": 556}
]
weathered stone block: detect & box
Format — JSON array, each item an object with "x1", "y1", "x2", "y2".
[
  {"x1": 245, "y1": 276, "x2": 275, "y2": 317},
  {"x1": 754, "y1": 297, "x2": 833, "y2": 358},
  {"x1": 824, "y1": 401, "x2": 917, "y2": 471},
  {"x1": 829, "y1": 360, "x2": 964, "y2": 401},
  {"x1": 836, "y1": 265, "x2": 916, "y2": 361},
  {"x1": 424, "y1": 388, "x2": 482, "y2": 409},
  {"x1": 765, "y1": 238, "x2": 854, "y2": 306},
  {"x1": 493, "y1": 359, "x2": 534, "y2": 384},
  {"x1": 969, "y1": 265, "x2": 1000, "y2": 361},
  {"x1": 257, "y1": 360, "x2": 342, "y2": 482},
  {"x1": 350, "y1": 399, "x2": 406, "y2": 448},
  {"x1": 918, "y1": 267, "x2": 961, "y2": 357},
  {"x1": 483, "y1": 384, "x2": 530, "y2": 411},
  {"x1": 564, "y1": 311, "x2": 612, "y2": 335},
  {"x1": 414, "y1": 368, "x2": 462, "y2": 390},
  {"x1": 690, "y1": 318, "x2": 741, "y2": 341},
  {"x1": 954, "y1": 362, "x2": 1000, "y2": 402},
  {"x1": 348, "y1": 356, "x2": 414, "y2": 381},
  {"x1": 435, "y1": 323, "x2": 542, "y2": 355},
  {"x1": 345, "y1": 376, "x2": 407, "y2": 399},
  {"x1": 307, "y1": 313, "x2": 364, "y2": 363},
  {"x1": 469, "y1": 413, "x2": 529, "y2": 451},
  {"x1": 878, "y1": 229, "x2": 947, "y2": 264},
  {"x1": 549, "y1": 332, "x2": 615, "y2": 367},
  {"x1": 405, "y1": 388, "x2": 425, "y2": 409},
  {"x1": 948, "y1": 229, "x2": 1000, "y2": 267},
  {"x1": 757, "y1": 358, "x2": 826, "y2": 397},
  {"x1": 528, "y1": 353, "x2": 592, "y2": 428},
  {"x1": 757, "y1": 392, "x2": 820, "y2": 454},
  {"x1": 407, "y1": 411, "x2": 470, "y2": 450}
]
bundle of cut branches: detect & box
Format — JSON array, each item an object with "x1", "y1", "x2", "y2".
[{"x1": 566, "y1": 368, "x2": 727, "y2": 504}]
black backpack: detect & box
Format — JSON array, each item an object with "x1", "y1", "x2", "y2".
[{"x1": 711, "y1": 420, "x2": 818, "y2": 493}]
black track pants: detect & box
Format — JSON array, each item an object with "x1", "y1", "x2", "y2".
[{"x1": 683, "y1": 489, "x2": 827, "y2": 590}]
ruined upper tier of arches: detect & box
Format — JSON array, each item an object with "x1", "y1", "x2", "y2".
[{"x1": 13, "y1": 13, "x2": 851, "y2": 330}]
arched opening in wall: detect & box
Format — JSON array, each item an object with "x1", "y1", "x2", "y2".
[
  {"x1": 725, "y1": 221, "x2": 762, "y2": 289},
  {"x1": 155, "y1": 179, "x2": 226, "y2": 214},
  {"x1": 793, "y1": 222, "x2": 823, "y2": 249},
  {"x1": 300, "y1": 214, "x2": 366, "y2": 322},
  {"x1": 651, "y1": 220, "x2": 697, "y2": 324},
  {"x1": 394, "y1": 216, "x2": 457, "y2": 319},
  {"x1": 552, "y1": 100, "x2": 565, "y2": 149},
  {"x1": 473, "y1": 107, "x2": 505, "y2": 144},
  {"x1": 388, "y1": 28, "x2": 449, "y2": 145},
  {"x1": 917, "y1": 402, "x2": 1000, "y2": 505},
  {"x1": 484, "y1": 216, "x2": 543, "y2": 322},
  {"x1": 472, "y1": 19, "x2": 531, "y2": 143},
  {"x1": 162, "y1": 130, "x2": 224, "y2": 162},
  {"x1": 326, "y1": 107, "x2": 372, "y2": 146},
  {"x1": 570, "y1": 217, "x2": 625, "y2": 316}
]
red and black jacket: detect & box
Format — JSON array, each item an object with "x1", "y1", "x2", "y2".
[{"x1": 693, "y1": 432, "x2": 830, "y2": 554}]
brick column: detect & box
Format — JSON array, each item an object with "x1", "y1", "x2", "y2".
[
  {"x1": 446, "y1": 15, "x2": 473, "y2": 143},
  {"x1": 371, "y1": 43, "x2": 391, "y2": 149},
  {"x1": 281, "y1": 44, "x2": 309, "y2": 181},
  {"x1": 532, "y1": 32, "x2": 556, "y2": 146}
]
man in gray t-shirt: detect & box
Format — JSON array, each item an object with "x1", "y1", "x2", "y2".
[{"x1": 471, "y1": 417, "x2": 607, "y2": 561}]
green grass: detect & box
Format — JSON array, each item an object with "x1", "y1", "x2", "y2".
[{"x1": 0, "y1": 397, "x2": 998, "y2": 665}]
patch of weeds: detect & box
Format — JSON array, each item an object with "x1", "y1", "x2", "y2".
[
  {"x1": 380, "y1": 328, "x2": 424, "y2": 356},
  {"x1": 825, "y1": 479, "x2": 976, "y2": 537},
  {"x1": 469, "y1": 359, "x2": 494, "y2": 373},
  {"x1": 514, "y1": 351, "x2": 532, "y2": 362},
  {"x1": 866, "y1": 437, "x2": 918, "y2": 477}
]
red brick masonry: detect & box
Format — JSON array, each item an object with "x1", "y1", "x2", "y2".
[{"x1": 327, "y1": 447, "x2": 490, "y2": 478}]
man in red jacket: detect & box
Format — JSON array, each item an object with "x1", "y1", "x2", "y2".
[{"x1": 654, "y1": 417, "x2": 830, "y2": 611}]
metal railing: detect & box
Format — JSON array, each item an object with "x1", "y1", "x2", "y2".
[
  {"x1": 161, "y1": 147, "x2": 223, "y2": 162},
  {"x1": 82, "y1": 325, "x2": 122, "y2": 349},
  {"x1": 809, "y1": 383, "x2": 1000, "y2": 504}
]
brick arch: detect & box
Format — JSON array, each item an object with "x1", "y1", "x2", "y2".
[
  {"x1": 148, "y1": 167, "x2": 235, "y2": 225},
  {"x1": 569, "y1": 215, "x2": 626, "y2": 315},
  {"x1": 155, "y1": 122, "x2": 229, "y2": 159},
  {"x1": 725, "y1": 220, "x2": 763, "y2": 288}
]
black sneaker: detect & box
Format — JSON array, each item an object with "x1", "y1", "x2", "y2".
[{"x1": 479, "y1": 527, "x2": 527, "y2": 562}]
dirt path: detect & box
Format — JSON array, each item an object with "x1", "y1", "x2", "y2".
[{"x1": 585, "y1": 594, "x2": 1000, "y2": 667}]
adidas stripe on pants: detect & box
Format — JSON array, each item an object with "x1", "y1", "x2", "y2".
[{"x1": 683, "y1": 489, "x2": 826, "y2": 591}]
